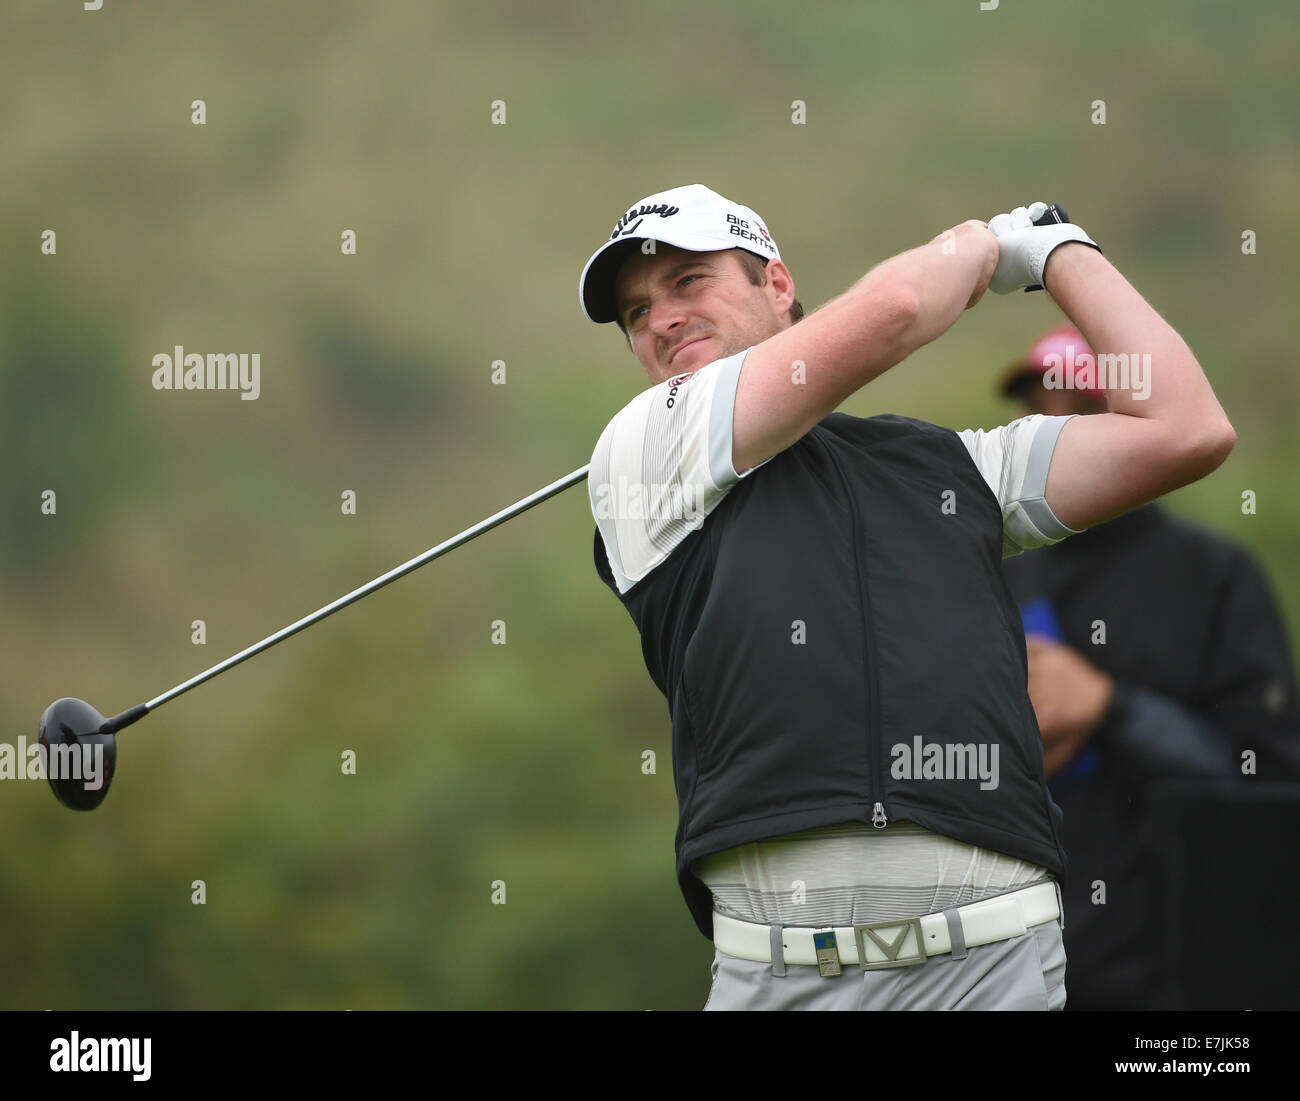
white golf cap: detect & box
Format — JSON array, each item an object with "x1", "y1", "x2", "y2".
[{"x1": 578, "y1": 183, "x2": 782, "y2": 324}]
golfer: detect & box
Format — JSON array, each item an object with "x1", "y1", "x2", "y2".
[{"x1": 579, "y1": 184, "x2": 1235, "y2": 1010}]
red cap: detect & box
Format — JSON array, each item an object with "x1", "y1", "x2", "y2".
[{"x1": 1000, "y1": 324, "x2": 1106, "y2": 398}]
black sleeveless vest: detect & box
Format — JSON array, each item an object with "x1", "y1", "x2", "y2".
[{"x1": 592, "y1": 412, "x2": 1068, "y2": 938}]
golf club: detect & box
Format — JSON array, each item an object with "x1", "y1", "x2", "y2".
[
  {"x1": 38, "y1": 208, "x2": 1072, "y2": 812},
  {"x1": 39, "y1": 463, "x2": 591, "y2": 811}
]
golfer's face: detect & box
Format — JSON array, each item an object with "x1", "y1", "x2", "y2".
[{"x1": 615, "y1": 244, "x2": 782, "y2": 384}]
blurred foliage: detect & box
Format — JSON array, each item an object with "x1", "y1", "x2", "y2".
[{"x1": 0, "y1": 0, "x2": 1296, "y2": 1009}]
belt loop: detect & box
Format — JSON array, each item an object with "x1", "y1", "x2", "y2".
[
  {"x1": 769, "y1": 925, "x2": 787, "y2": 977},
  {"x1": 942, "y1": 907, "x2": 968, "y2": 960}
]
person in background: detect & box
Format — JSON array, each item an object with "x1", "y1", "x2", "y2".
[{"x1": 998, "y1": 324, "x2": 1300, "y2": 1009}]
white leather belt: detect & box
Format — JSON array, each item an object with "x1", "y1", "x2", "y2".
[{"x1": 713, "y1": 881, "x2": 1059, "y2": 973}]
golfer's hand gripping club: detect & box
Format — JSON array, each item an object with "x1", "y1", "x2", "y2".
[{"x1": 987, "y1": 202, "x2": 1102, "y2": 294}]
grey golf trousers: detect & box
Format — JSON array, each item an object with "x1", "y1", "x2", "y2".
[{"x1": 702, "y1": 911, "x2": 1067, "y2": 1011}]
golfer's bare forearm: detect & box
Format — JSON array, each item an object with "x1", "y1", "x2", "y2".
[
  {"x1": 767, "y1": 221, "x2": 997, "y2": 390},
  {"x1": 1043, "y1": 244, "x2": 1233, "y2": 437},
  {"x1": 732, "y1": 222, "x2": 996, "y2": 471},
  {"x1": 838, "y1": 220, "x2": 996, "y2": 363}
]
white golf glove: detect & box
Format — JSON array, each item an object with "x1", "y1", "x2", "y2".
[{"x1": 987, "y1": 201, "x2": 1100, "y2": 293}]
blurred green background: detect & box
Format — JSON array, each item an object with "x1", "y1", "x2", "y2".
[{"x1": 1, "y1": 0, "x2": 1296, "y2": 1009}]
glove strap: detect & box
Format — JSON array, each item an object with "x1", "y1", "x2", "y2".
[{"x1": 1026, "y1": 207, "x2": 1102, "y2": 292}]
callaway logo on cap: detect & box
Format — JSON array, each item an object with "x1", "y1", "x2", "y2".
[{"x1": 579, "y1": 184, "x2": 781, "y2": 324}]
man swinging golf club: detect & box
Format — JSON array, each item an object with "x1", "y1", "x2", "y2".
[{"x1": 579, "y1": 184, "x2": 1235, "y2": 1010}]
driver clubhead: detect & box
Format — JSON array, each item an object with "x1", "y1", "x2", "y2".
[{"x1": 39, "y1": 697, "x2": 117, "y2": 811}]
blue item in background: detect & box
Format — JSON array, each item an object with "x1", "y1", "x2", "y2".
[
  {"x1": 1017, "y1": 597, "x2": 1100, "y2": 785},
  {"x1": 1018, "y1": 596, "x2": 1064, "y2": 641}
]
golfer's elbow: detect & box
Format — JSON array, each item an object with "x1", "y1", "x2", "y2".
[
  {"x1": 1201, "y1": 416, "x2": 1237, "y2": 471},
  {"x1": 1175, "y1": 415, "x2": 1236, "y2": 482}
]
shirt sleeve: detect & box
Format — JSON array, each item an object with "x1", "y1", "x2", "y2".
[
  {"x1": 956, "y1": 414, "x2": 1085, "y2": 558},
  {"x1": 588, "y1": 348, "x2": 770, "y2": 594}
]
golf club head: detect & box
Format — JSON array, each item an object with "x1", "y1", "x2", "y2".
[{"x1": 39, "y1": 698, "x2": 117, "y2": 811}]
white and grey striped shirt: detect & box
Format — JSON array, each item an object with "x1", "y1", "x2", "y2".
[{"x1": 693, "y1": 820, "x2": 1053, "y2": 927}]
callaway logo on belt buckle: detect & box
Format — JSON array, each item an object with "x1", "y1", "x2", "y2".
[{"x1": 853, "y1": 917, "x2": 927, "y2": 970}]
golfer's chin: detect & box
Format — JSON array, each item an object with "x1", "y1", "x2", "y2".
[{"x1": 665, "y1": 337, "x2": 718, "y2": 375}]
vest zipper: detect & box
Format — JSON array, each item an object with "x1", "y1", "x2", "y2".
[{"x1": 820, "y1": 441, "x2": 887, "y2": 829}]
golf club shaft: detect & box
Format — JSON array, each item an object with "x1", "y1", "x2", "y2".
[{"x1": 98, "y1": 464, "x2": 592, "y2": 735}]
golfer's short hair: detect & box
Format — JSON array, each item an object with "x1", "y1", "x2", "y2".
[{"x1": 732, "y1": 250, "x2": 804, "y2": 326}]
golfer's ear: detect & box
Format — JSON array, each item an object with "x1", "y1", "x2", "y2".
[
  {"x1": 766, "y1": 261, "x2": 796, "y2": 318},
  {"x1": 730, "y1": 286, "x2": 917, "y2": 475}
]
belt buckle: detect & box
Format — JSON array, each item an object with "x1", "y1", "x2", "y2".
[{"x1": 853, "y1": 916, "x2": 927, "y2": 970}]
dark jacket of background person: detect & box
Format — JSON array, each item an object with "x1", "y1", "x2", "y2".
[
  {"x1": 996, "y1": 324, "x2": 1300, "y2": 1008},
  {"x1": 1002, "y1": 499, "x2": 1300, "y2": 1008}
]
